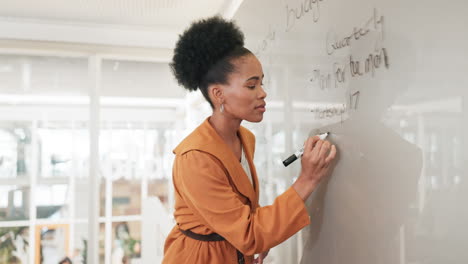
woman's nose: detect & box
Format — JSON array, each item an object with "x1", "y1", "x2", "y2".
[{"x1": 259, "y1": 86, "x2": 267, "y2": 99}]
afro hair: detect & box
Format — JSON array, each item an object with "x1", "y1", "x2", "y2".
[{"x1": 170, "y1": 16, "x2": 245, "y2": 92}]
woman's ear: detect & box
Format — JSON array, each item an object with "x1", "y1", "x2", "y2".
[{"x1": 209, "y1": 85, "x2": 224, "y2": 106}]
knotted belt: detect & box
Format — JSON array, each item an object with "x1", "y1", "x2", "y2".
[{"x1": 179, "y1": 228, "x2": 245, "y2": 264}]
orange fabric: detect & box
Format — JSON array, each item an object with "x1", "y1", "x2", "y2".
[{"x1": 163, "y1": 118, "x2": 310, "y2": 264}]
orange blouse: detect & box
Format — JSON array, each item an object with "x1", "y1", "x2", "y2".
[{"x1": 163, "y1": 118, "x2": 310, "y2": 264}]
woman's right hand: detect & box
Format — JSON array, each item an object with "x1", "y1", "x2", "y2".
[{"x1": 293, "y1": 136, "x2": 337, "y2": 201}]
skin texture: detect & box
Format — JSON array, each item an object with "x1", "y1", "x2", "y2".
[{"x1": 207, "y1": 53, "x2": 337, "y2": 263}]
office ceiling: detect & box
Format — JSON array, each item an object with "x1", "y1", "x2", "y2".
[
  {"x1": 0, "y1": 0, "x2": 228, "y2": 28},
  {"x1": 0, "y1": 0, "x2": 243, "y2": 48}
]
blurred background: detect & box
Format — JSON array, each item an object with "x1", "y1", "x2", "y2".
[{"x1": 0, "y1": 1, "x2": 298, "y2": 263}]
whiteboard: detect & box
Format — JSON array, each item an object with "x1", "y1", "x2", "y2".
[{"x1": 234, "y1": 0, "x2": 468, "y2": 263}]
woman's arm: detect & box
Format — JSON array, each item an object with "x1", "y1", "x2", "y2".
[{"x1": 175, "y1": 151, "x2": 310, "y2": 256}]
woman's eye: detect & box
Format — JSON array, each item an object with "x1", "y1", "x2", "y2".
[{"x1": 247, "y1": 85, "x2": 256, "y2": 89}]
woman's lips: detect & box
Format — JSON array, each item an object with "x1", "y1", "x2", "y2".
[{"x1": 255, "y1": 104, "x2": 266, "y2": 112}]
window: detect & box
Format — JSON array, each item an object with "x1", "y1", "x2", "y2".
[{"x1": 0, "y1": 54, "x2": 184, "y2": 264}]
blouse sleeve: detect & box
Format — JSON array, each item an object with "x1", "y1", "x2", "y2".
[{"x1": 174, "y1": 150, "x2": 311, "y2": 255}]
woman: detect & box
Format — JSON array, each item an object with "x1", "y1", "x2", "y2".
[{"x1": 163, "y1": 16, "x2": 337, "y2": 264}]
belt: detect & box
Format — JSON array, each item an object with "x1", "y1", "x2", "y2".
[{"x1": 179, "y1": 228, "x2": 245, "y2": 264}]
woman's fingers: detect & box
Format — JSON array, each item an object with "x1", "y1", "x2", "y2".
[
  {"x1": 325, "y1": 145, "x2": 337, "y2": 164},
  {"x1": 311, "y1": 139, "x2": 323, "y2": 155},
  {"x1": 305, "y1": 138, "x2": 336, "y2": 168},
  {"x1": 299, "y1": 137, "x2": 338, "y2": 188},
  {"x1": 305, "y1": 135, "x2": 321, "y2": 152},
  {"x1": 318, "y1": 140, "x2": 331, "y2": 158}
]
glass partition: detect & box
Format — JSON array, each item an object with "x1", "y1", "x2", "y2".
[
  {"x1": 0, "y1": 54, "x2": 90, "y2": 264},
  {"x1": 0, "y1": 53, "x2": 185, "y2": 264}
]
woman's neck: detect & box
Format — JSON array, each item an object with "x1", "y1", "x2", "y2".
[{"x1": 209, "y1": 112, "x2": 241, "y2": 145}]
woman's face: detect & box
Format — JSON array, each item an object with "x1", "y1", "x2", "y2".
[{"x1": 222, "y1": 54, "x2": 267, "y2": 123}]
